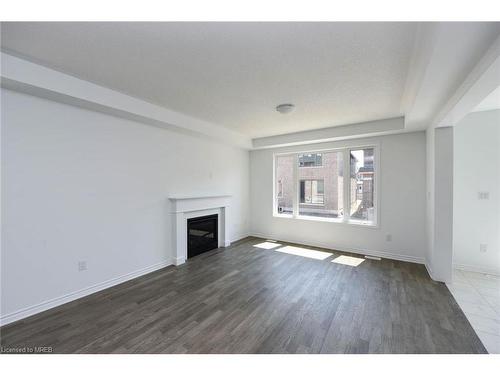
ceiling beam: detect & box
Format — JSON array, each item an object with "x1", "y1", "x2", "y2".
[
  {"x1": 0, "y1": 52, "x2": 252, "y2": 149},
  {"x1": 432, "y1": 34, "x2": 500, "y2": 128},
  {"x1": 400, "y1": 23, "x2": 440, "y2": 116},
  {"x1": 251, "y1": 117, "x2": 405, "y2": 149}
]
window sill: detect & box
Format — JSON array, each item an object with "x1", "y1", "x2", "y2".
[
  {"x1": 274, "y1": 213, "x2": 294, "y2": 219},
  {"x1": 273, "y1": 212, "x2": 378, "y2": 228}
]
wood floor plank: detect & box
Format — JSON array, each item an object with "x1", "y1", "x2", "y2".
[{"x1": 0, "y1": 237, "x2": 487, "y2": 354}]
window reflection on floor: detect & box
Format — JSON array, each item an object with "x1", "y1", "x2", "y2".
[
  {"x1": 331, "y1": 255, "x2": 365, "y2": 267},
  {"x1": 275, "y1": 245, "x2": 332, "y2": 260},
  {"x1": 253, "y1": 241, "x2": 282, "y2": 249},
  {"x1": 253, "y1": 240, "x2": 368, "y2": 264}
]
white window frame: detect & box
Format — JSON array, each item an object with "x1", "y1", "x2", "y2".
[{"x1": 273, "y1": 144, "x2": 380, "y2": 227}]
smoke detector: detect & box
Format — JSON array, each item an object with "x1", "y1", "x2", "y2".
[{"x1": 276, "y1": 103, "x2": 295, "y2": 114}]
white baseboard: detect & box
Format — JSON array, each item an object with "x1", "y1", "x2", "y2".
[
  {"x1": 0, "y1": 260, "x2": 171, "y2": 327},
  {"x1": 453, "y1": 263, "x2": 500, "y2": 276},
  {"x1": 249, "y1": 232, "x2": 425, "y2": 265},
  {"x1": 171, "y1": 256, "x2": 185, "y2": 266},
  {"x1": 230, "y1": 233, "x2": 250, "y2": 244},
  {"x1": 425, "y1": 262, "x2": 436, "y2": 281},
  {"x1": 424, "y1": 262, "x2": 451, "y2": 283}
]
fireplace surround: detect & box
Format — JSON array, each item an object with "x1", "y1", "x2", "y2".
[{"x1": 169, "y1": 195, "x2": 231, "y2": 265}]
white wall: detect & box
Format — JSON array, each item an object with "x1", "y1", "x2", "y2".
[
  {"x1": 1, "y1": 89, "x2": 250, "y2": 322},
  {"x1": 425, "y1": 126, "x2": 455, "y2": 283},
  {"x1": 425, "y1": 128, "x2": 435, "y2": 269},
  {"x1": 454, "y1": 110, "x2": 500, "y2": 275},
  {"x1": 249, "y1": 132, "x2": 427, "y2": 263},
  {"x1": 433, "y1": 127, "x2": 454, "y2": 282}
]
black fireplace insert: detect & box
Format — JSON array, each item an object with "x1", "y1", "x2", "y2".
[{"x1": 187, "y1": 214, "x2": 218, "y2": 258}]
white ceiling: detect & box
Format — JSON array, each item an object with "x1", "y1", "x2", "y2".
[
  {"x1": 473, "y1": 86, "x2": 500, "y2": 112},
  {"x1": 1, "y1": 22, "x2": 499, "y2": 139}
]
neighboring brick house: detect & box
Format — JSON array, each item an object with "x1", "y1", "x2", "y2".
[
  {"x1": 276, "y1": 154, "x2": 295, "y2": 214},
  {"x1": 276, "y1": 152, "x2": 358, "y2": 218},
  {"x1": 353, "y1": 148, "x2": 375, "y2": 220}
]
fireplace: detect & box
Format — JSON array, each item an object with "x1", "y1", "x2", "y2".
[
  {"x1": 169, "y1": 195, "x2": 230, "y2": 265},
  {"x1": 187, "y1": 214, "x2": 218, "y2": 258}
]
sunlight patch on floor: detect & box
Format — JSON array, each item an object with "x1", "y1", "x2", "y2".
[
  {"x1": 275, "y1": 245, "x2": 332, "y2": 260},
  {"x1": 253, "y1": 241, "x2": 282, "y2": 250},
  {"x1": 331, "y1": 255, "x2": 365, "y2": 267}
]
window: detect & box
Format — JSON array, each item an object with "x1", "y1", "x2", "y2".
[
  {"x1": 275, "y1": 154, "x2": 294, "y2": 215},
  {"x1": 299, "y1": 153, "x2": 322, "y2": 167},
  {"x1": 300, "y1": 180, "x2": 324, "y2": 204},
  {"x1": 298, "y1": 151, "x2": 342, "y2": 218},
  {"x1": 274, "y1": 146, "x2": 377, "y2": 225},
  {"x1": 349, "y1": 148, "x2": 375, "y2": 223},
  {"x1": 277, "y1": 179, "x2": 283, "y2": 198}
]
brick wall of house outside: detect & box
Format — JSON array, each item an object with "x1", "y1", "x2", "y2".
[
  {"x1": 276, "y1": 154, "x2": 294, "y2": 214},
  {"x1": 276, "y1": 149, "x2": 374, "y2": 220},
  {"x1": 276, "y1": 152, "x2": 356, "y2": 218}
]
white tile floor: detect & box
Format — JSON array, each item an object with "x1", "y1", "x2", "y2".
[{"x1": 447, "y1": 269, "x2": 500, "y2": 353}]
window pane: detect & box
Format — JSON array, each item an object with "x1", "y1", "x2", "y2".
[
  {"x1": 304, "y1": 180, "x2": 311, "y2": 202},
  {"x1": 317, "y1": 180, "x2": 324, "y2": 194},
  {"x1": 299, "y1": 153, "x2": 322, "y2": 167},
  {"x1": 277, "y1": 179, "x2": 283, "y2": 197},
  {"x1": 350, "y1": 148, "x2": 375, "y2": 223},
  {"x1": 299, "y1": 180, "x2": 325, "y2": 204},
  {"x1": 276, "y1": 155, "x2": 294, "y2": 215},
  {"x1": 300, "y1": 180, "x2": 306, "y2": 203},
  {"x1": 298, "y1": 151, "x2": 343, "y2": 218}
]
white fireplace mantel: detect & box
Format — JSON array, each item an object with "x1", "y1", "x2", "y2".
[{"x1": 169, "y1": 194, "x2": 231, "y2": 265}]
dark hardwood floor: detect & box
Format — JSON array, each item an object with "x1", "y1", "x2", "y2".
[{"x1": 0, "y1": 237, "x2": 486, "y2": 354}]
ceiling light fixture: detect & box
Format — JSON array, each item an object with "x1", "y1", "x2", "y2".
[{"x1": 276, "y1": 103, "x2": 295, "y2": 114}]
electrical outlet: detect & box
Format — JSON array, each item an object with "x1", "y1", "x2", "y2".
[
  {"x1": 386, "y1": 234, "x2": 392, "y2": 242},
  {"x1": 478, "y1": 191, "x2": 490, "y2": 200},
  {"x1": 479, "y1": 244, "x2": 488, "y2": 253},
  {"x1": 78, "y1": 261, "x2": 87, "y2": 271}
]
